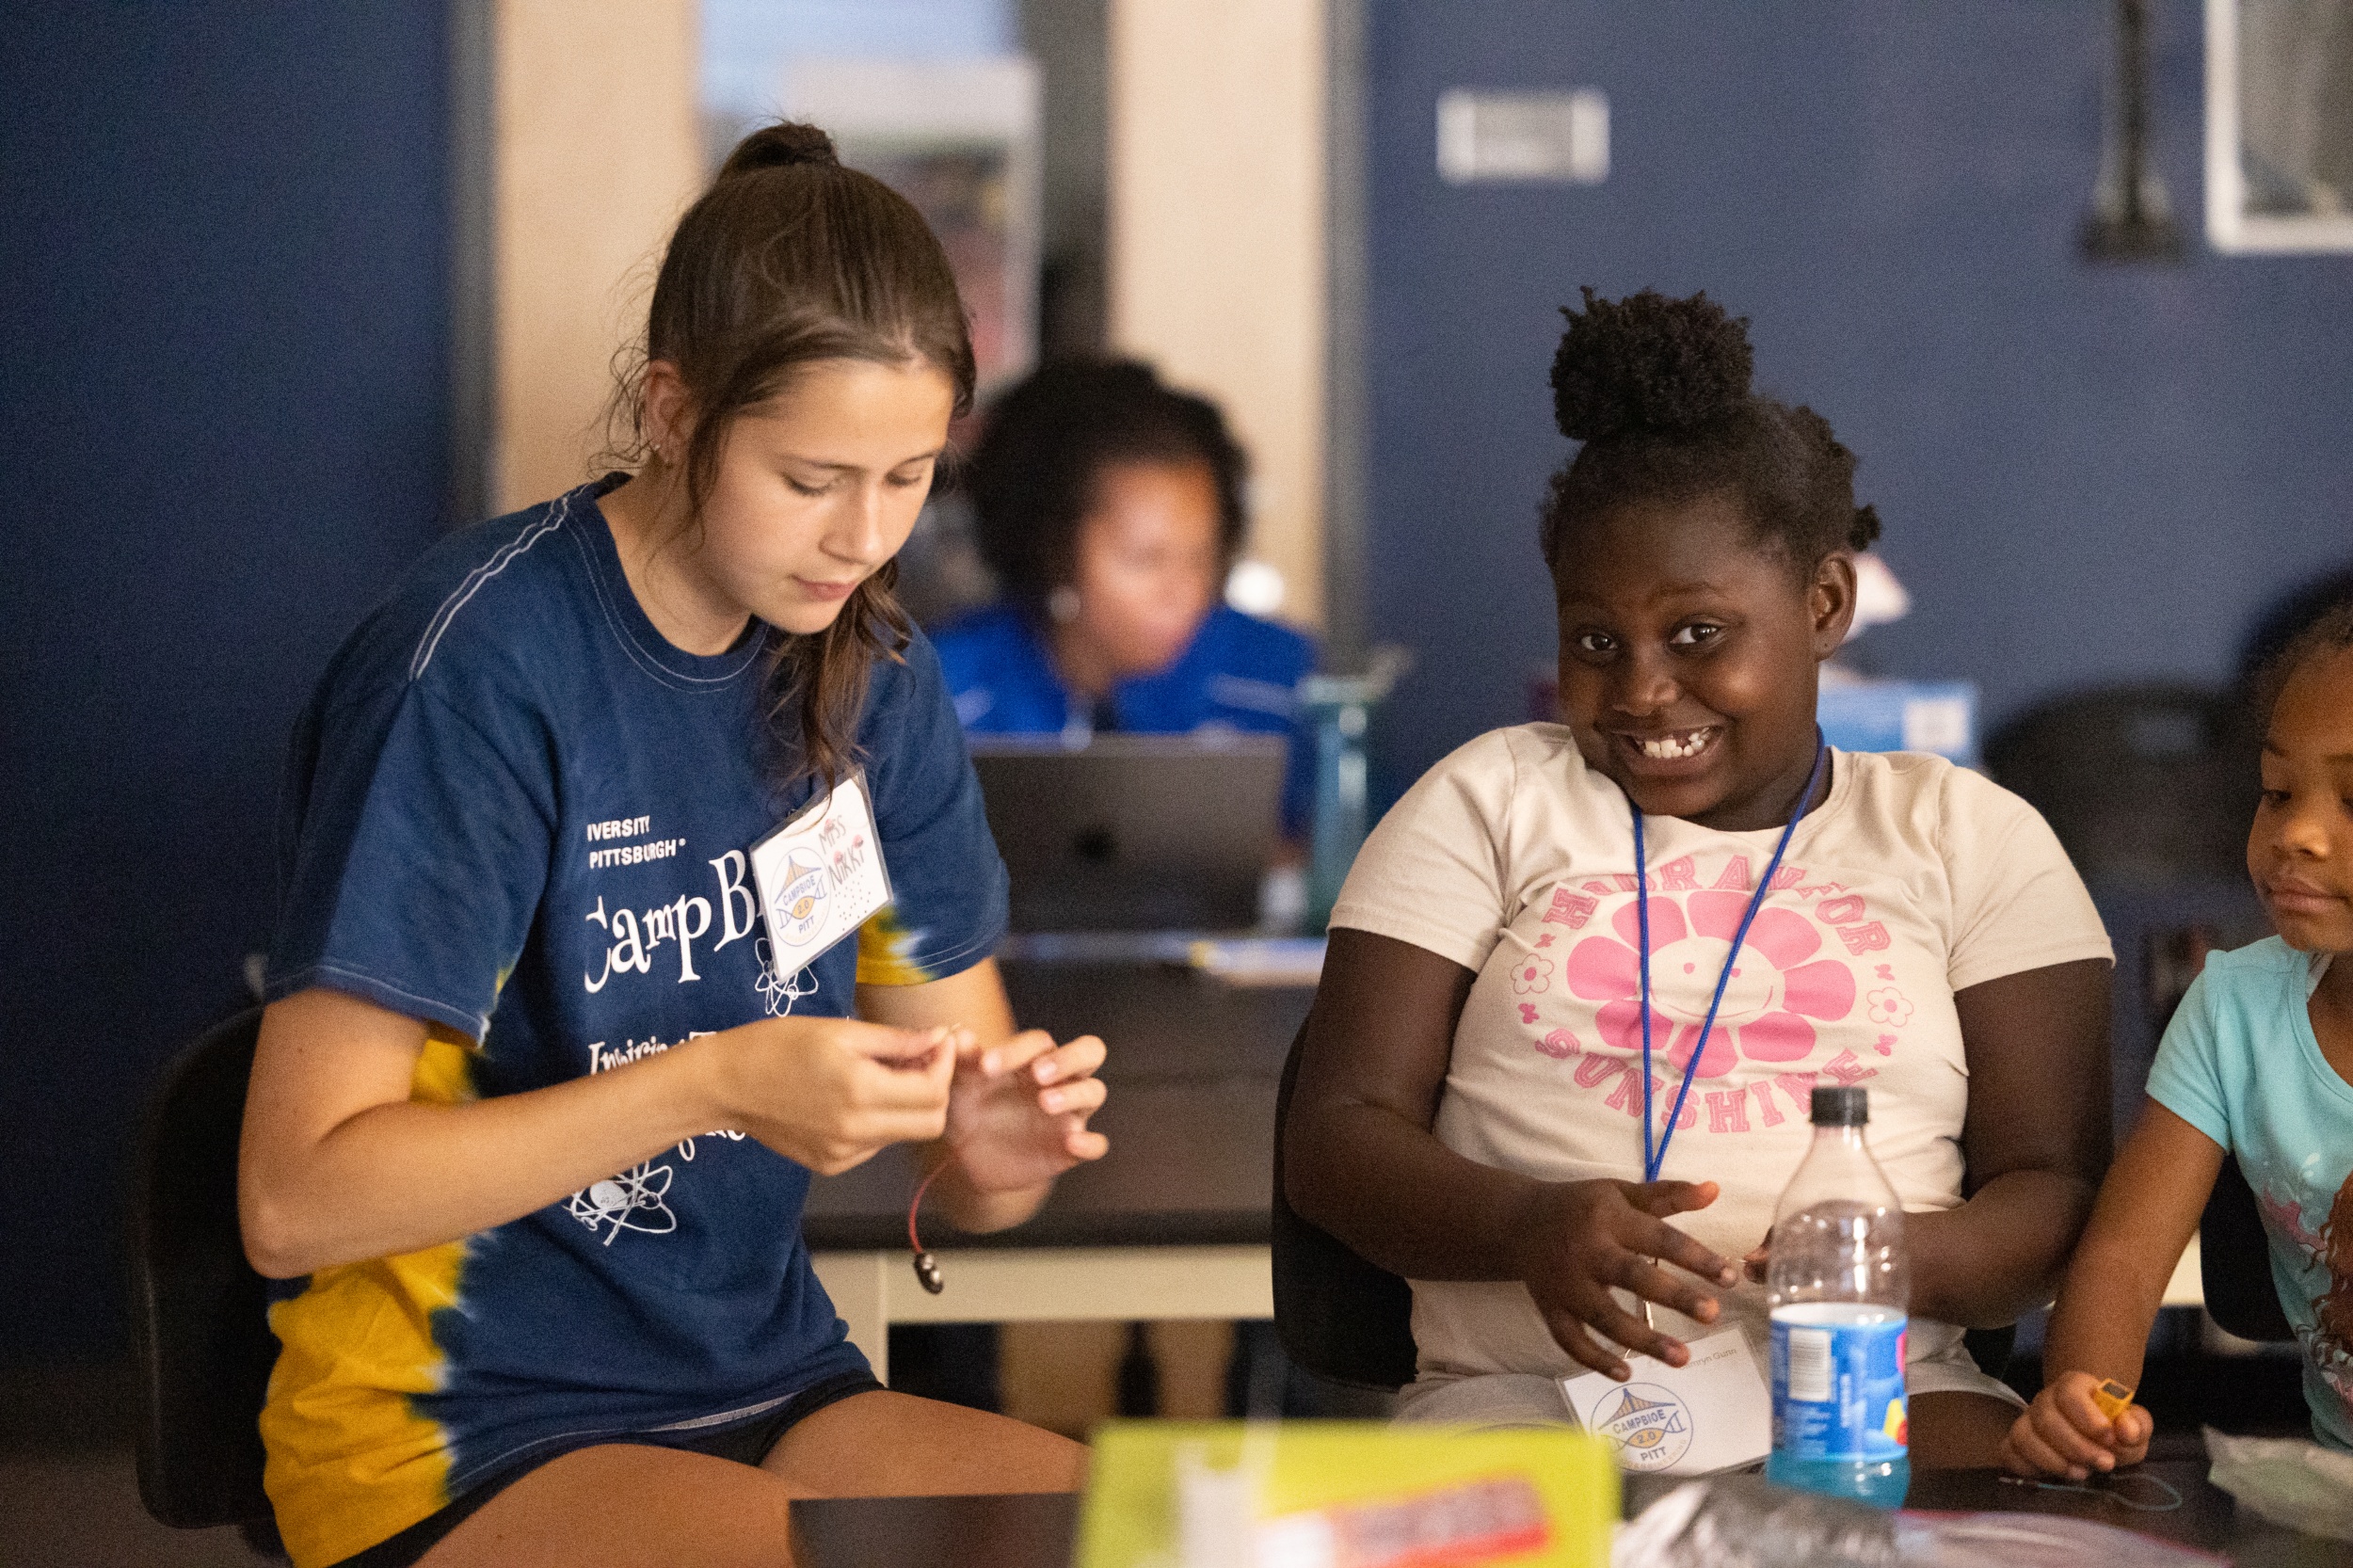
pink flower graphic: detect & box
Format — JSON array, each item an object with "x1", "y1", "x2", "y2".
[
  {"x1": 1865, "y1": 986, "x2": 1913, "y2": 1028},
  {"x1": 1562, "y1": 891, "x2": 1857, "y2": 1079},
  {"x1": 1510, "y1": 951, "x2": 1555, "y2": 996}
]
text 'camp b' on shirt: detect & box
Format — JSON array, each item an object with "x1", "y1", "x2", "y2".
[
  {"x1": 259, "y1": 478, "x2": 1007, "y2": 1567},
  {"x1": 1328, "y1": 725, "x2": 2111, "y2": 1392}
]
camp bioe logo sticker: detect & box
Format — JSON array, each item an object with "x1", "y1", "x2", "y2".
[
  {"x1": 1561, "y1": 1327, "x2": 1771, "y2": 1475},
  {"x1": 1589, "y1": 1384, "x2": 1694, "y2": 1471},
  {"x1": 747, "y1": 771, "x2": 892, "y2": 984},
  {"x1": 773, "y1": 851, "x2": 830, "y2": 948}
]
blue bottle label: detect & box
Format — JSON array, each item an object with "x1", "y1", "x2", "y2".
[{"x1": 1769, "y1": 1304, "x2": 1908, "y2": 1462}]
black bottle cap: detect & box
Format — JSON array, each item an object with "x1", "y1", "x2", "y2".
[{"x1": 1811, "y1": 1086, "x2": 1869, "y2": 1126}]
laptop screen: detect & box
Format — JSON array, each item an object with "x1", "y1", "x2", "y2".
[{"x1": 968, "y1": 734, "x2": 1286, "y2": 933}]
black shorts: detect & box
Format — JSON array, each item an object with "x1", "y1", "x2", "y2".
[{"x1": 329, "y1": 1370, "x2": 884, "y2": 1568}]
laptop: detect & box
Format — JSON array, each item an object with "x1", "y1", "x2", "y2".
[{"x1": 968, "y1": 733, "x2": 1287, "y2": 933}]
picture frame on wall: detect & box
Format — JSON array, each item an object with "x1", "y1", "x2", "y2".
[{"x1": 2205, "y1": 0, "x2": 2353, "y2": 252}]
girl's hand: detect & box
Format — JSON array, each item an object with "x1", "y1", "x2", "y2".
[
  {"x1": 1509, "y1": 1178, "x2": 1739, "y2": 1380},
  {"x1": 943, "y1": 1029, "x2": 1110, "y2": 1193},
  {"x1": 706, "y1": 1016, "x2": 961, "y2": 1176},
  {"x1": 1743, "y1": 1240, "x2": 1770, "y2": 1284},
  {"x1": 2000, "y1": 1371, "x2": 2153, "y2": 1479}
]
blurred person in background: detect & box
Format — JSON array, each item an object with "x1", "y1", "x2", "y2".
[{"x1": 933, "y1": 360, "x2": 1316, "y2": 850}]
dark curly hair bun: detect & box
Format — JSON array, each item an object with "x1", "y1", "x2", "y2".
[
  {"x1": 715, "y1": 121, "x2": 840, "y2": 182},
  {"x1": 1849, "y1": 503, "x2": 1883, "y2": 552},
  {"x1": 1537, "y1": 286, "x2": 1883, "y2": 583},
  {"x1": 1549, "y1": 286, "x2": 1754, "y2": 443}
]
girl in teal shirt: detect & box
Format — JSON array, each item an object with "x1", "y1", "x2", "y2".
[{"x1": 2008, "y1": 602, "x2": 2353, "y2": 1474}]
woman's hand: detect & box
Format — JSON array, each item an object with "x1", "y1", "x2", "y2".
[
  {"x1": 2001, "y1": 1370, "x2": 2153, "y2": 1479},
  {"x1": 943, "y1": 1029, "x2": 1111, "y2": 1192},
  {"x1": 854, "y1": 958, "x2": 1111, "y2": 1233},
  {"x1": 1509, "y1": 1177, "x2": 1740, "y2": 1380},
  {"x1": 704, "y1": 1016, "x2": 962, "y2": 1176}
]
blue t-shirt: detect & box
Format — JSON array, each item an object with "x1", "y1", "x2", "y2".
[
  {"x1": 258, "y1": 478, "x2": 1007, "y2": 1568},
  {"x1": 2147, "y1": 936, "x2": 2353, "y2": 1451},
  {"x1": 931, "y1": 601, "x2": 1316, "y2": 837}
]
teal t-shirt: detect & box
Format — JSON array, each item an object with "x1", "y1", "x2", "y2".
[{"x1": 2146, "y1": 936, "x2": 2353, "y2": 1450}]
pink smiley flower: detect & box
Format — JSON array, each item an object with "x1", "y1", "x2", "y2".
[
  {"x1": 1561, "y1": 891, "x2": 1857, "y2": 1079},
  {"x1": 1865, "y1": 986, "x2": 1913, "y2": 1028},
  {"x1": 1510, "y1": 951, "x2": 1555, "y2": 996}
]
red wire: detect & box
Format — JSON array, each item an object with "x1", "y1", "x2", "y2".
[{"x1": 906, "y1": 1159, "x2": 950, "y2": 1255}]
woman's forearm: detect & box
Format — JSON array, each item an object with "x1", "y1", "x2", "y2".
[
  {"x1": 934, "y1": 1168, "x2": 1050, "y2": 1234},
  {"x1": 240, "y1": 1024, "x2": 728, "y2": 1278},
  {"x1": 241, "y1": 987, "x2": 958, "y2": 1278},
  {"x1": 1906, "y1": 1168, "x2": 2096, "y2": 1328}
]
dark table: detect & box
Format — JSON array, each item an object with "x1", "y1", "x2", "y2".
[
  {"x1": 792, "y1": 1462, "x2": 2345, "y2": 1568},
  {"x1": 1898, "y1": 1461, "x2": 2338, "y2": 1567},
  {"x1": 800, "y1": 952, "x2": 1314, "y2": 1378}
]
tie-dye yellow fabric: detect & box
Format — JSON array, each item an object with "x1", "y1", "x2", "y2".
[
  {"x1": 856, "y1": 905, "x2": 938, "y2": 986},
  {"x1": 260, "y1": 1026, "x2": 476, "y2": 1568}
]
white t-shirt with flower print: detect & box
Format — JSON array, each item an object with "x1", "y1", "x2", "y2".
[{"x1": 1328, "y1": 725, "x2": 2112, "y2": 1392}]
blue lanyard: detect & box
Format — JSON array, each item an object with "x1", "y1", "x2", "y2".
[{"x1": 1633, "y1": 742, "x2": 1826, "y2": 1182}]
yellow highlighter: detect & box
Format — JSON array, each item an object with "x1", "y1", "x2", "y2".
[{"x1": 2090, "y1": 1379, "x2": 2136, "y2": 1423}]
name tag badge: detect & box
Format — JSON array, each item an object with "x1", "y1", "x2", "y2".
[
  {"x1": 748, "y1": 770, "x2": 893, "y2": 984},
  {"x1": 1559, "y1": 1328, "x2": 1771, "y2": 1477}
]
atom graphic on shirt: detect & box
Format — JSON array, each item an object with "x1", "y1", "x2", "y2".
[
  {"x1": 1560, "y1": 890, "x2": 1857, "y2": 1078},
  {"x1": 565, "y1": 1160, "x2": 678, "y2": 1244},
  {"x1": 755, "y1": 936, "x2": 818, "y2": 1017}
]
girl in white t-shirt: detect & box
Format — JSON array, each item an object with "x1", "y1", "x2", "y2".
[{"x1": 1284, "y1": 288, "x2": 2114, "y2": 1466}]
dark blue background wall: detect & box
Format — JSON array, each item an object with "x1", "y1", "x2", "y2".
[
  {"x1": 1365, "y1": 0, "x2": 2353, "y2": 796},
  {"x1": 1, "y1": 6, "x2": 451, "y2": 1359}
]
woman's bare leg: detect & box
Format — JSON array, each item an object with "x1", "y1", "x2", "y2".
[
  {"x1": 1909, "y1": 1391, "x2": 2022, "y2": 1468},
  {"x1": 419, "y1": 1444, "x2": 803, "y2": 1568},
  {"x1": 411, "y1": 1391, "x2": 1080, "y2": 1566},
  {"x1": 761, "y1": 1389, "x2": 1087, "y2": 1495}
]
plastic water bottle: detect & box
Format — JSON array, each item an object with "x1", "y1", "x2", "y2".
[{"x1": 1764, "y1": 1085, "x2": 1911, "y2": 1507}]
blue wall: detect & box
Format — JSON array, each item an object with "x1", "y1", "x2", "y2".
[
  {"x1": 0, "y1": 6, "x2": 452, "y2": 1358},
  {"x1": 1365, "y1": 0, "x2": 2353, "y2": 796}
]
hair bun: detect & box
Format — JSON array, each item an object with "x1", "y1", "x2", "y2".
[
  {"x1": 1549, "y1": 287, "x2": 1754, "y2": 442},
  {"x1": 1848, "y1": 503, "x2": 1883, "y2": 552},
  {"x1": 715, "y1": 122, "x2": 840, "y2": 183}
]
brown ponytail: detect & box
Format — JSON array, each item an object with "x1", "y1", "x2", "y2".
[{"x1": 614, "y1": 121, "x2": 975, "y2": 788}]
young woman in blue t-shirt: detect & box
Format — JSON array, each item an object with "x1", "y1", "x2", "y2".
[
  {"x1": 240, "y1": 123, "x2": 1108, "y2": 1567},
  {"x1": 2007, "y1": 604, "x2": 2353, "y2": 1475}
]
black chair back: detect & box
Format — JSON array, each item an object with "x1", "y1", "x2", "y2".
[
  {"x1": 1270, "y1": 1022, "x2": 1417, "y2": 1390},
  {"x1": 2201, "y1": 1152, "x2": 2297, "y2": 1343},
  {"x1": 128, "y1": 1006, "x2": 278, "y2": 1529},
  {"x1": 1985, "y1": 683, "x2": 2256, "y2": 888}
]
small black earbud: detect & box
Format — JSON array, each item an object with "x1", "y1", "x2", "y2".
[{"x1": 911, "y1": 1249, "x2": 944, "y2": 1294}]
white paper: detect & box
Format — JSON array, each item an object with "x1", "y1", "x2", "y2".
[
  {"x1": 747, "y1": 771, "x2": 892, "y2": 983},
  {"x1": 1560, "y1": 1329, "x2": 1771, "y2": 1477}
]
